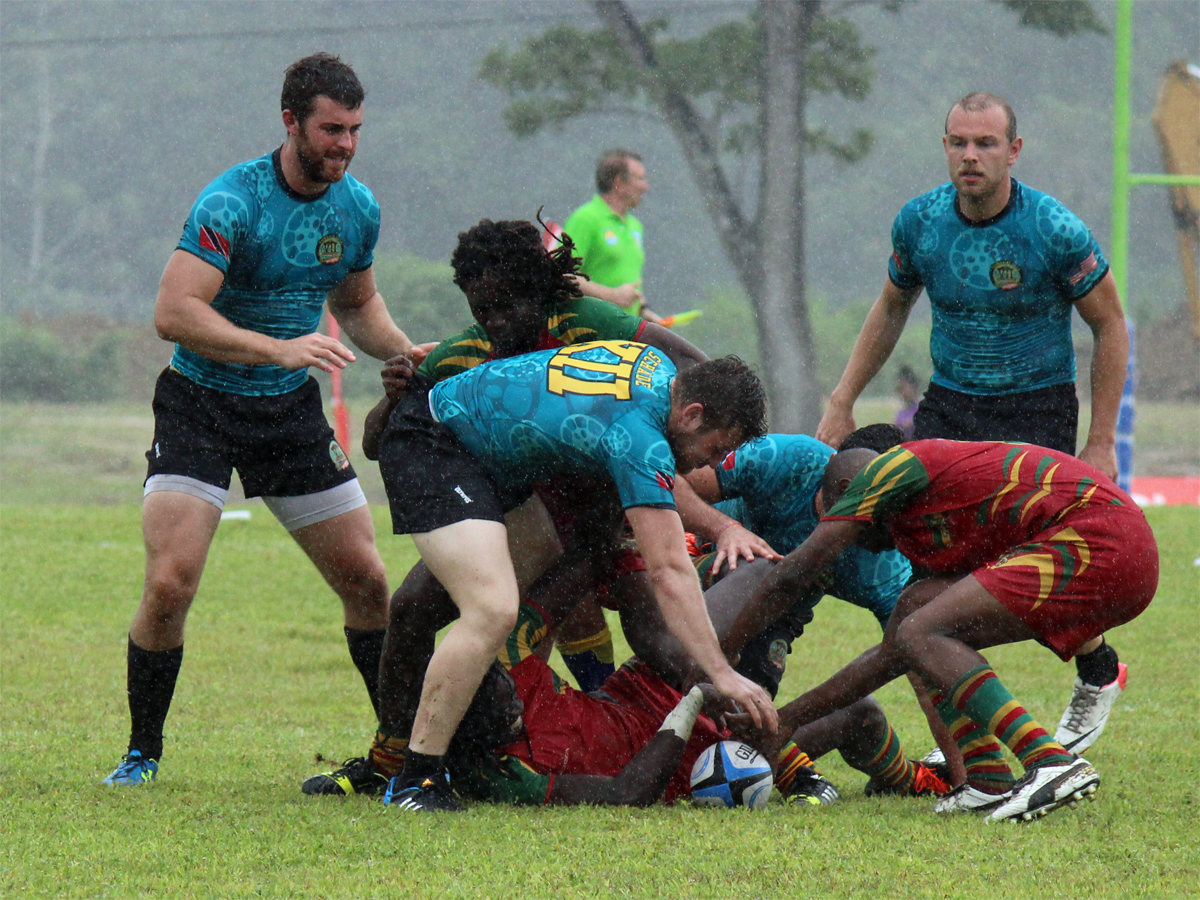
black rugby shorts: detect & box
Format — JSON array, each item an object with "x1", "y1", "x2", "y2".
[
  {"x1": 912, "y1": 382, "x2": 1079, "y2": 455},
  {"x1": 378, "y1": 378, "x2": 529, "y2": 534},
  {"x1": 145, "y1": 367, "x2": 356, "y2": 497}
]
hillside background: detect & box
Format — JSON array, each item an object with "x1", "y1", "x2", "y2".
[{"x1": 2, "y1": 0, "x2": 1197, "y2": 407}]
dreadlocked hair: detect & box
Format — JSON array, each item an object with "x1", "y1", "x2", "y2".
[{"x1": 450, "y1": 215, "x2": 582, "y2": 319}]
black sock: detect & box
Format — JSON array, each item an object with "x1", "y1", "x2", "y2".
[
  {"x1": 400, "y1": 749, "x2": 445, "y2": 788},
  {"x1": 1075, "y1": 640, "x2": 1119, "y2": 686},
  {"x1": 126, "y1": 637, "x2": 183, "y2": 761},
  {"x1": 344, "y1": 627, "x2": 386, "y2": 716}
]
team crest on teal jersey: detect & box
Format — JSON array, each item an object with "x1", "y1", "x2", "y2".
[
  {"x1": 990, "y1": 260, "x2": 1022, "y2": 290},
  {"x1": 317, "y1": 234, "x2": 344, "y2": 265}
]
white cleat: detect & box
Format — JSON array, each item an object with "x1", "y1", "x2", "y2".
[
  {"x1": 933, "y1": 783, "x2": 1009, "y2": 815},
  {"x1": 1055, "y1": 663, "x2": 1128, "y2": 754},
  {"x1": 986, "y1": 758, "x2": 1100, "y2": 824}
]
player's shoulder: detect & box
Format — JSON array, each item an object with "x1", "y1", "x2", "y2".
[
  {"x1": 193, "y1": 152, "x2": 275, "y2": 208},
  {"x1": 551, "y1": 296, "x2": 642, "y2": 342},
  {"x1": 898, "y1": 182, "x2": 957, "y2": 221},
  {"x1": 333, "y1": 172, "x2": 381, "y2": 223}
]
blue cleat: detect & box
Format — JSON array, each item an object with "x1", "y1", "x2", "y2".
[{"x1": 102, "y1": 750, "x2": 158, "y2": 786}]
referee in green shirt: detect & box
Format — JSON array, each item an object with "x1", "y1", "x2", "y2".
[{"x1": 563, "y1": 149, "x2": 664, "y2": 325}]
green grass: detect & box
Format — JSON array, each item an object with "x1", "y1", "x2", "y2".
[
  {"x1": 1, "y1": 503, "x2": 1197, "y2": 898},
  {"x1": 1, "y1": 398, "x2": 1196, "y2": 507}
]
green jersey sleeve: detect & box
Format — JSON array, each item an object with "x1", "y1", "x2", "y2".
[
  {"x1": 474, "y1": 755, "x2": 553, "y2": 806},
  {"x1": 549, "y1": 296, "x2": 644, "y2": 344},
  {"x1": 417, "y1": 322, "x2": 491, "y2": 381},
  {"x1": 497, "y1": 603, "x2": 552, "y2": 672}
]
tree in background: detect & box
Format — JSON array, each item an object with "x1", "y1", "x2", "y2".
[{"x1": 481, "y1": 0, "x2": 1103, "y2": 431}]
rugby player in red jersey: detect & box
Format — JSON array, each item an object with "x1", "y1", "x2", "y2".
[{"x1": 723, "y1": 437, "x2": 1158, "y2": 822}]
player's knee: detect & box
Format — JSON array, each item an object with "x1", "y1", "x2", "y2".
[
  {"x1": 890, "y1": 617, "x2": 928, "y2": 669},
  {"x1": 846, "y1": 696, "x2": 887, "y2": 739},
  {"x1": 460, "y1": 594, "x2": 518, "y2": 643},
  {"x1": 143, "y1": 558, "x2": 202, "y2": 612}
]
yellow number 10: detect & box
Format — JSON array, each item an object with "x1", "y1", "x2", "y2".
[{"x1": 546, "y1": 341, "x2": 644, "y2": 400}]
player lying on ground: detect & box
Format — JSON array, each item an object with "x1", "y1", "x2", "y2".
[
  {"x1": 722, "y1": 439, "x2": 1158, "y2": 823},
  {"x1": 308, "y1": 488, "x2": 948, "y2": 805},
  {"x1": 389, "y1": 532, "x2": 944, "y2": 807}
]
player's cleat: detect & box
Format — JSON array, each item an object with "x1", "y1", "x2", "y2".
[
  {"x1": 864, "y1": 760, "x2": 952, "y2": 798},
  {"x1": 102, "y1": 750, "x2": 158, "y2": 786},
  {"x1": 1055, "y1": 662, "x2": 1128, "y2": 754},
  {"x1": 780, "y1": 766, "x2": 839, "y2": 807},
  {"x1": 382, "y1": 774, "x2": 465, "y2": 812},
  {"x1": 921, "y1": 746, "x2": 947, "y2": 767},
  {"x1": 986, "y1": 757, "x2": 1100, "y2": 824},
  {"x1": 933, "y1": 783, "x2": 1010, "y2": 815},
  {"x1": 301, "y1": 757, "x2": 388, "y2": 796}
]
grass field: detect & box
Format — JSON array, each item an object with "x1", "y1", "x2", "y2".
[{"x1": 1, "y1": 402, "x2": 1198, "y2": 898}]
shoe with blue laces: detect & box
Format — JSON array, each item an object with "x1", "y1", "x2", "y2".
[{"x1": 102, "y1": 750, "x2": 158, "y2": 786}]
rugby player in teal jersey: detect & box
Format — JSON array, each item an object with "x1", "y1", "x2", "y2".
[
  {"x1": 818, "y1": 91, "x2": 1131, "y2": 767},
  {"x1": 373, "y1": 344, "x2": 776, "y2": 811},
  {"x1": 104, "y1": 54, "x2": 426, "y2": 787},
  {"x1": 302, "y1": 218, "x2": 709, "y2": 799}
]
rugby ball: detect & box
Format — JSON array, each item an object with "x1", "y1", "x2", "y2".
[{"x1": 689, "y1": 740, "x2": 774, "y2": 810}]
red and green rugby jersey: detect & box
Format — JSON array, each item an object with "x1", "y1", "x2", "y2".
[
  {"x1": 417, "y1": 295, "x2": 646, "y2": 382},
  {"x1": 823, "y1": 440, "x2": 1130, "y2": 574}
]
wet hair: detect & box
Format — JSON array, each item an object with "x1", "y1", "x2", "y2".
[
  {"x1": 897, "y1": 364, "x2": 919, "y2": 387},
  {"x1": 450, "y1": 217, "x2": 582, "y2": 318},
  {"x1": 673, "y1": 356, "x2": 768, "y2": 442},
  {"x1": 596, "y1": 149, "x2": 642, "y2": 193},
  {"x1": 839, "y1": 423, "x2": 905, "y2": 454},
  {"x1": 946, "y1": 91, "x2": 1017, "y2": 142},
  {"x1": 281, "y1": 53, "x2": 365, "y2": 124}
]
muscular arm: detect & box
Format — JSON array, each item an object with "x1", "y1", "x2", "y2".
[
  {"x1": 676, "y1": 470, "x2": 780, "y2": 571},
  {"x1": 625, "y1": 506, "x2": 777, "y2": 730},
  {"x1": 327, "y1": 266, "x2": 415, "y2": 361},
  {"x1": 720, "y1": 519, "x2": 867, "y2": 659},
  {"x1": 637, "y1": 322, "x2": 708, "y2": 372},
  {"x1": 1074, "y1": 272, "x2": 1128, "y2": 479},
  {"x1": 154, "y1": 250, "x2": 355, "y2": 371},
  {"x1": 817, "y1": 280, "x2": 922, "y2": 448}
]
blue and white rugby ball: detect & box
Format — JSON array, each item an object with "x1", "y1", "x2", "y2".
[{"x1": 689, "y1": 740, "x2": 774, "y2": 810}]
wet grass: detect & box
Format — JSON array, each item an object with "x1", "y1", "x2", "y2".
[
  {"x1": 1, "y1": 398, "x2": 1196, "y2": 509},
  {"x1": 0, "y1": 503, "x2": 1196, "y2": 898}
]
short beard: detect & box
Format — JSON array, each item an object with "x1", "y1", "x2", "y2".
[{"x1": 295, "y1": 138, "x2": 347, "y2": 185}]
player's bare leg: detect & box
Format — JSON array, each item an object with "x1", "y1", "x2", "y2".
[
  {"x1": 384, "y1": 518, "x2": 519, "y2": 811},
  {"x1": 131, "y1": 491, "x2": 221, "y2": 649},
  {"x1": 106, "y1": 491, "x2": 220, "y2": 785},
  {"x1": 290, "y1": 504, "x2": 389, "y2": 630}
]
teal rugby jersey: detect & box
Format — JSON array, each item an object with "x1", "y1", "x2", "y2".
[
  {"x1": 430, "y1": 341, "x2": 679, "y2": 509},
  {"x1": 172, "y1": 148, "x2": 380, "y2": 395},
  {"x1": 888, "y1": 179, "x2": 1108, "y2": 396},
  {"x1": 715, "y1": 433, "x2": 911, "y2": 627}
]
